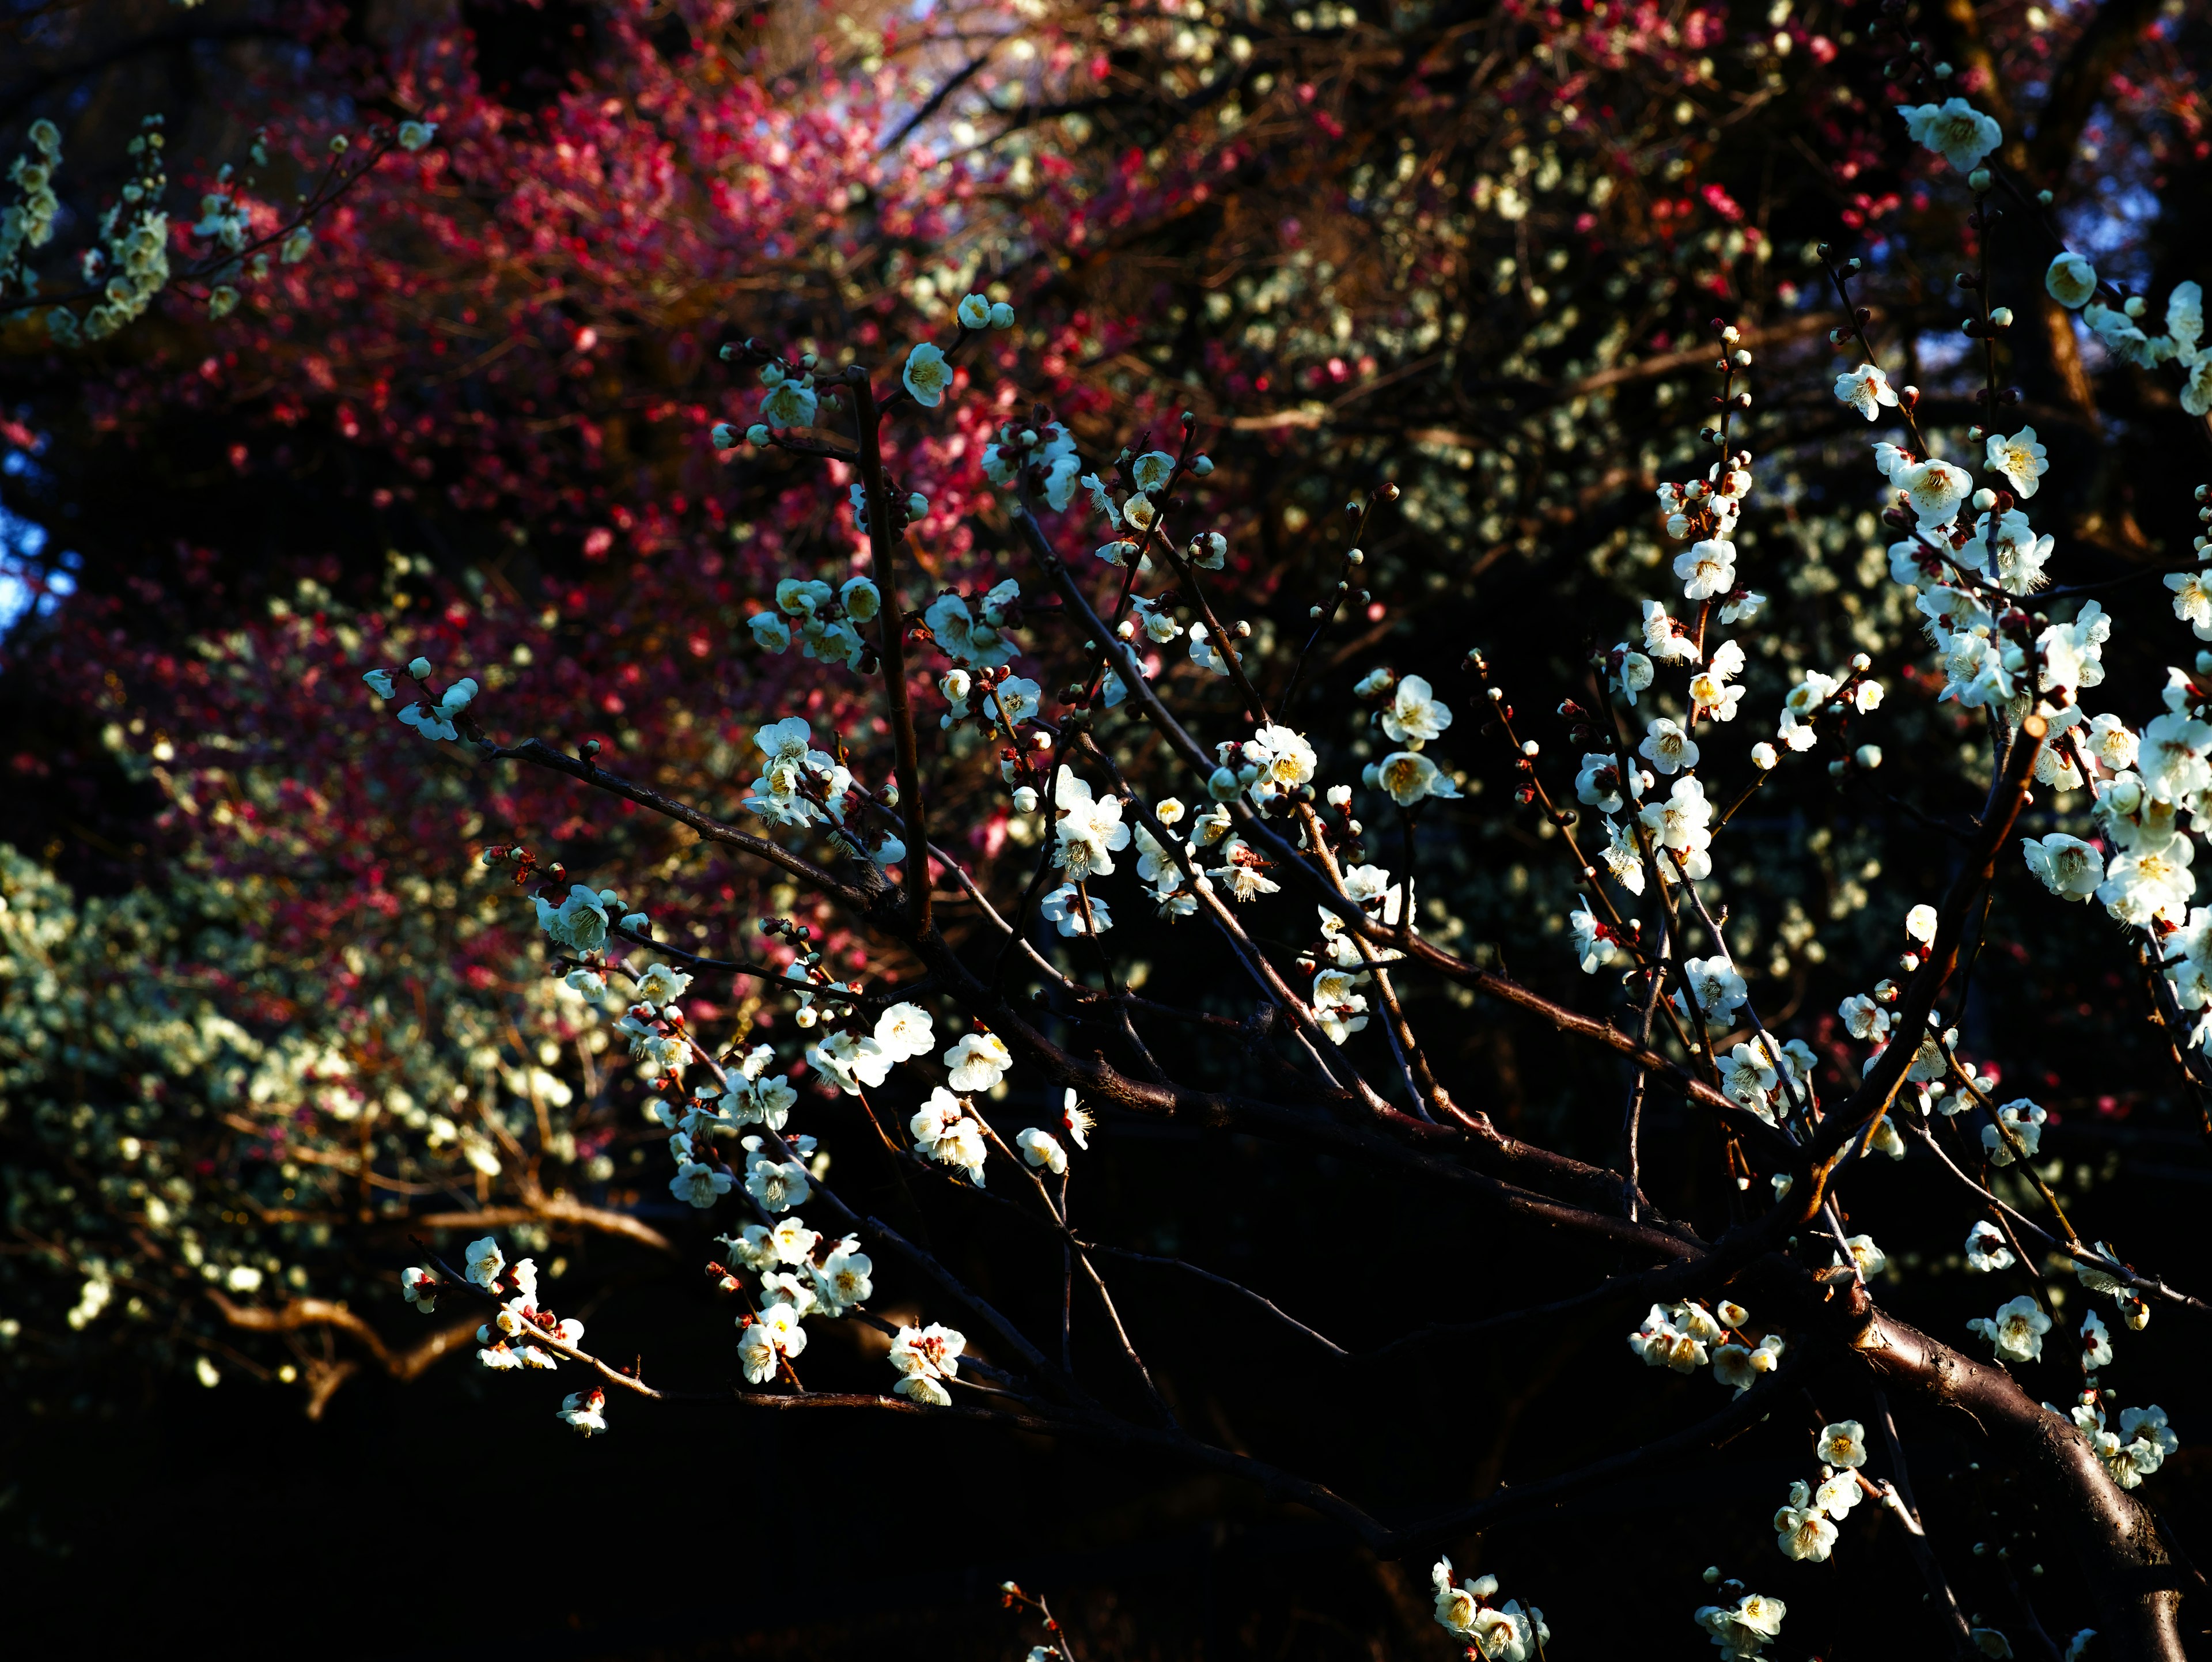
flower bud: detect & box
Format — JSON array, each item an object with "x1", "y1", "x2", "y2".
[
  {"x1": 1967, "y1": 166, "x2": 1991, "y2": 192},
  {"x1": 710, "y1": 423, "x2": 737, "y2": 449}
]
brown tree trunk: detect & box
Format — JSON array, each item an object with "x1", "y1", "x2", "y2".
[{"x1": 1844, "y1": 1294, "x2": 2189, "y2": 1660}]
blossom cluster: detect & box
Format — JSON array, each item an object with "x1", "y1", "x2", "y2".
[
  {"x1": 1627, "y1": 1298, "x2": 1785, "y2": 1394},
  {"x1": 1430, "y1": 1557, "x2": 1548, "y2": 1661}
]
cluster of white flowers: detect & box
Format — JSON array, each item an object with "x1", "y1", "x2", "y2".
[
  {"x1": 925, "y1": 578, "x2": 1025, "y2": 669},
  {"x1": 459, "y1": 1245, "x2": 586, "y2": 1376},
  {"x1": 748, "y1": 574, "x2": 882, "y2": 668},
  {"x1": 2044, "y1": 253, "x2": 2212, "y2": 417},
  {"x1": 1768, "y1": 1420, "x2": 1872, "y2": 1565},
  {"x1": 1346, "y1": 672, "x2": 1462, "y2": 808},
  {"x1": 1084, "y1": 446, "x2": 1192, "y2": 558},
  {"x1": 1627, "y1": 1297, "x2": 1785, "y2": 1392},
  {"x1": 362, "y1": 656, "x2": 481, "y2": 744},
  {"x1": 983, "y1": 414, "x2": 1081, "y2": 510},
  {"x1": 50, "y1": 116, "x2": 173, "y2": 344},
  {"x1": 0, "y1": 119, "x2": 63, "y2": 297},
  {"x1": 888, "y1": 1320, "x2": 968, "y2": 1404},
  {"x1": 1430, "y1": 1557, "x2": 1548, "y2": 1660},
  {"x1": 735, "y1": 715, "x2": 905, "y2": 865},
  {"x1": 2046, "y1": 1391, "x2": 2179, "y2": 1491},
  {"x1": 1713, "y1": 1032, "x2": 1815, "y2": 1127},
  {"x1": 721, "y1": 1218, "x2": 876, "y2": 1383}
]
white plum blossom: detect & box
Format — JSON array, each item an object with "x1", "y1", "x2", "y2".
[
  {"x1": 1773, "y1": 1479, "x2": 1839, "y2": 1562},
  {"x1": 1690, "y1": 640, "x2": 1747, "y2": 722},
  {"x1": 1040, "y1": 884, "x2": 1111, "y2": 936},
  {"x1": 1815, "y1": 1471, "x2": 1864, "y2": 1517},
  {"x1": 1713, "y1": 1333, "x2": 1786, "y2": 1394},
  {"x1": 1676, "y1": 956, "x2": 1748, "y2": 1028},
  {"x1": 1839, "y1": 1233, "x2": 1887, "y2": 1278},
  {"x1": 1696, "y1": 1593, "x2": 1786, "y2": 1658},
  {"x1": 1816, "y1": 1420, "x2": 1868, "y2": 1468},
  {"x1": 872, "y1": 1002, "x2": 936, "y2": 1063},
  {"x1": 1901, "y1": 457, "x2": 1972, "y2": 531},
  {"x1": 1017, "y1": 1127, "x2": 1068, "y2": 1175},
  {"x1": 1379, "y1": 675, "x2": 1453, "y2": 744},
  {"x1": 1313, "y1": 966, "x2": 1371, "y2": 1041},
  {"x1": 2046, "y1": 251, "x2": 2099, "y2": 309},
  {"x1": 1676, "y1": 537, "x2": 1737, "y2": 601},
  {"x1": 889, "y1": 1322, "x2": 965, "y2": 1405},
  {"x1": 759, "y1": 366, "x2": 818, "y2": 428},
  {"x1": 1982, "y1": 1098, "x2": 2047, "y2": 1166},
  {"x1": 1370, "y1": 749, "x2": 1462, "y2": 807},
  {"x1": 556, "y1": 1388, "x2": 608, "y2": 1435},
  {"x1": 1569, "y1": 898, "x2": 1618, "y2": 974},
  {"x1": 1900, "y1": 97, "x2": 2003, "y2": 172},
  {"x1": 1614, "y1": 648, "x2": 1655, "y2": 705},
  {"x1": 1968, "y1": 1294, "x2": 2053, "y2": 1362},
  {"x1": 1986, "y1": 426, "x2": 2049, "y2": 498},
  {"x1": 807, "y1": 1029, "x2": 893, "y2": 1095},
  {"x1": 1052, "y1": 772, "x2": 1131, "y2": 880},
  {"x1": 943, "y1": 1031, "x2": 1013, "y2": 1092},
  {"x1": 1575, "y1": 752, "x2": 1625, "y2": 813},
  {"x1": 670, "y1": 1161, "x2": 733, "y2": 1208},
  {"x1": 1628, "y1": 1301, "x2": 1711, "y2": 1372},
  {"x1": 2080, "y1": 1309, "x2": 2115, "y2": 1371},
  {"x1": 2024, "y1": 835, "x2": 2104, "y2": 902},
  {"x1": 2168, "y1": 571, "x2": 2212, "y2": 638},
  {"x1": 465, "y1": 1235, "x2": 505, "y2": 1292},
  {"x1": 2088, "y1": 717, "x2": 2141, "y2": 774},
  {"x1": 744, "y1": 1153, "x2": 812, "y2": 1213},
  {"x1": 634, "y1": 962, "x2": 692, "y2": 1009},
  {"x1": 2096, "y1": 839, "x2": 2194, "y2": 926},
  {"x1": 1965, "y1": 1221, "x2": 2016, "y2": 1273},
  {"x1": 1131, "y1": 450, "x2": 1176, "y2": 491},
  {"x1": 817, "y1": 1240, "x2": 874, "y2": 1312},
  {"x1": 902, "y1": 341, "x2": 952, "y2": 406},
  {"x1": 1643, "y1": 599, "x2": 1700, "y2": 662},
  {"x1": 1835, "y1": 362, "x2": 1899, "y2": 420},
  {"x1": 1839, "y1": 993, "x2": 1891, "y2": 1042},
  {"x1": 1640, "y1": 716, "x2": 1700, "y2": 776}
]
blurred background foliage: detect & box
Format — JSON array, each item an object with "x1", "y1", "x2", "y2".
[{"x1": 4, "y1": 0, "x2": 2211, "y2": 1655}]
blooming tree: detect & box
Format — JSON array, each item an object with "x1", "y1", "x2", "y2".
[
  {"x1": 347, "y1": 58, "x2": 2212, "y2": 1646},
  {"x1": 10, "y1": 1, "x2": 2212, "y2": 1655}
]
